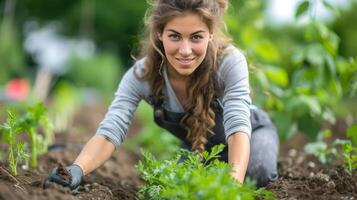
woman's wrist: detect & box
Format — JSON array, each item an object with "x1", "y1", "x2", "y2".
[{"x1": 73, "y1": 162, "x2": 86, "y2": 176}]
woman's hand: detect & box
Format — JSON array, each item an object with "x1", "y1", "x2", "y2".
[{"x1": 44, "y1": 164, "x2": 84, "y2": 195}]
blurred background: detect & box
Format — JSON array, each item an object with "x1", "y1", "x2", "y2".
[{"x1": 0, "y1": 0, "x2": 356, "y2": 158}]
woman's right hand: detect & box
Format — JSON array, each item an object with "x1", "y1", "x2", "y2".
[{"x1": 44, "y1": 164, "x2": 84, "y2": 195}]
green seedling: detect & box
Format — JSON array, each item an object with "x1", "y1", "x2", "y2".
[
  {"x1": 136, "y1": 144, "x2": 276, "y2": 200},
  {"x1": 1, "y1": 102, "x2": 53, "y2": 173},
  {"x1": 343, "y1": 126, "x2": 357, "y2": 172},
  {"x1": 0, "y1": 111, "x2": 29, "y2": 176},
  {"x1": 304, "y1": 139, "x2": 350, "y2": 165},
  {"x1": 342, "y1": 143, "x2": 357, "y2": 172},
  {"x1": 20, "y1": 103, "x2": 51, "y2": 167}
]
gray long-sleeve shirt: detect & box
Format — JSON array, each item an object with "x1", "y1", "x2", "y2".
[{"x1": 96, "y1": 46, "x2": 252, "y2": 149}]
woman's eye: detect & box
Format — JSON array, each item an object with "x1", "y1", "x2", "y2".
[
  {"x1": 168, "y1": 34, "x2": 180, "y2": 41},
  {"x1": 191, "y1": 35, "x2": 203, "y2": 41}
]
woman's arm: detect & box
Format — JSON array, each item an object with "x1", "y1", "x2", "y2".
[
  {"x1": 227, "y1": 132, "x2": 250, "y2": 183},
  {"x1": 73, "y1": 135, "x2": 115, "y2": 175}
]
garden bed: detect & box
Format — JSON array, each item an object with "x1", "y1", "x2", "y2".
[{"x1": 0, "y1": 104, "x2": 356, "y2": 200}]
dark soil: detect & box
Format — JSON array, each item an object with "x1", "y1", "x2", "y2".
[{"x1": 0, "y1": 104, "x2": 356, "y2": 199}]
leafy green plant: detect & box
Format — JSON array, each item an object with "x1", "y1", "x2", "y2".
[
  {"x1": 305, "y1": 124, "x2": 357, "y2": 171},
  {"x1": 20, "y1": 103, "x2": 53, "y2": 167},
  {"x1": 227, "y1": 0, "x2": 357, "y2": 141},
  {"x1": 0, "y1": 111, "x2": 29, "y2": 176},
  {"x1": 136, "y1": 145, "x2": 276, "y2": 200},
  {"x1": 341, "y1": 142, "x2": 357, "y2": 172},
  {"x1": 0, "y1": 102, "x2": 53, "y2": 174},
  {"x1": 304, "y1": 139, "x2": 350, "y2": 165},
  {"x1": 342, "y1": 125, "x2": 357, "y2": 172}
]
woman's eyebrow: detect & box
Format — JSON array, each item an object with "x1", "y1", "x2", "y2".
[{"x1": 166, "y1": 29, "x2": 206, "y2": 35}]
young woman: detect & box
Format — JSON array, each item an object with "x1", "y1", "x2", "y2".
[{"x1": 46, "y1": 0, "x2": 279, "y2": 192}]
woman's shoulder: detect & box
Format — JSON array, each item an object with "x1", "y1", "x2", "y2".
[
  {"x1": 218, "y1": 45, "x2": 248, "y2": 75},
  {"x1": 131, "y1": 57, "x2": 147, "y2": 77},
  {"x1": 219, "y1": 45, "x2": 247, "y2": 65},
  {"x1": 119, "y1": 57, "x2": 151, "y2": 98}
]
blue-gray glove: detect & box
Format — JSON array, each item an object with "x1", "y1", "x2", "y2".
[{"x1": 44, "y1": 164, "x2": 83, "y2": 195}]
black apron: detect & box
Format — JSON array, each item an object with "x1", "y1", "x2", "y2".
[{"x1": 153, "y1": 98, "x2": 265, "y2": 162}]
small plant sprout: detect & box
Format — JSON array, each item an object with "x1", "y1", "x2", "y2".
[
  {"x1": 304, "y1": 139, "x2": 350, "y2": 165},
  {"x1": 21, "y1": 102, "x2": 52, "y2": 167},
  {"x1": 343, "y1": 125, "x2": 357, "y2": 172},
  {"x1": 342, "y1": 142, "x2": 357, "y2": 172},
  {"x1": 0, "y1": 102, "x2": 53, "y2": 175},
  {"x1": 0, "y1": 111, "x2": 29, "y2": 176}
]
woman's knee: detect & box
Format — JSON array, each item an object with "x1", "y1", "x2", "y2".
[{"x1": 246, "y1": 163, "x2": 278, "y2": 187}]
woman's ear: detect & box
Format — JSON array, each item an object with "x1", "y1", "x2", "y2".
[{"x1": 209, "y1": 33, "x2": 213, "y2": 41}]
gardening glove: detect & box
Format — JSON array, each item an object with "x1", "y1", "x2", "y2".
[{"x1": 44, "y1": 164, "x2": 83, "y2": 195}]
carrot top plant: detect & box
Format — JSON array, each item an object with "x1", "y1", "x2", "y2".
[
  {"x1": 0, "y1": 102, "x2": 53, "y2": 175},
  {"x1": 21, "y1": 103, "x2": 52, "y2": 167},
  {"x1": 0, "y1": 110, "x2": 29, "y2": 176},
  {"x1": 342, "y1": 125, "x2": 357, "y2": 172},
  {"x1": 341, "y1": 142, "x2": 357, "y2": 172},
  {"x1": 137, "y1": 144, "x2": 276, "y2": 200}
]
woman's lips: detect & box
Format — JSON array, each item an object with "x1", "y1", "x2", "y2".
[{"x1": 176, "y1": 57, "x2": 195, "y2": 66}]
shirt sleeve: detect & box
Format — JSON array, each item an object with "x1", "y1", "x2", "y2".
[
  {"x1": 220, "y1": 47, "x2": 252, "y2": 140},
  {"x1": 95, "y1": 59, "x2": 149, "y2": 149}
]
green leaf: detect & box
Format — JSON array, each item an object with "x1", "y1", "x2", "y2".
[
  {"x1": 325, "y1": 54, "x2": 336, "y2": 78},
  {"x1": 286, "y1": 95, "x2": 322, "y2": 116},
  {"x1": 254, "y1": 40, "x2": 281, "y2": 63},
  {"x1": 295, "y1": 1, "x2": 310, "y2": 18},
  {"x1": 298, "y1": 113, "x2": 321, "y2": 140},
  {"x1": 322, "y1": 0, "x2": 340, "y2": 17},
  {"x1": 264, "y1": 65, "x2": 289, "y2": 87}
]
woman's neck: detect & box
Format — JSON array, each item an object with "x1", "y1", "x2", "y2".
[{"x1": 166, "y1": 64, "x2": 190, "y2": 110}]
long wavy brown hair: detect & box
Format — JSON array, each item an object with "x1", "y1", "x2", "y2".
[{"x1": 136, "y1": 0, "x2": 232, "y2": 153}]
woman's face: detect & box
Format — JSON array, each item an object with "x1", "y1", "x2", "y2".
[{"x1": 159, "y1": 13, "x2": 212, "y2": 78}]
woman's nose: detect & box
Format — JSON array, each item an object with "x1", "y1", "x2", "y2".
[{"x1": 178, "y1": 40, "x2": 192, "y2": 56}]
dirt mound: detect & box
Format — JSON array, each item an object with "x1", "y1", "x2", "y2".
[{"x1": 267, "y1": 150, "x2": 357, "y2": 199}]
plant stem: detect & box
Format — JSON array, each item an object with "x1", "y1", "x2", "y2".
[
  {"x1": 8, "y1": 140, "x2": 17, "y2": 176},
  {"x1": 29, "y1": 128, "x2": 37, "y2": 167}
]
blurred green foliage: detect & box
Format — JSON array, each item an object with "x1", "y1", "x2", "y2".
[
  {"x1": 0, "y1": 5, "x2": 25, "y2": 84},
  {"x1": 227, "y1": 0, "x2": 357, "y2": 141},
  {"x1": 48, "y1": 81, "x2": 82, "y2": 133},
  {"x1": 2, "y1": 0, "x2": 148, "y2": 64},
  {"x1": 332, "y1": 1, "x2": 357, "y2": 57},
  {"x1": 65, "y1": 51, "x2": 123, "y2": 102}
]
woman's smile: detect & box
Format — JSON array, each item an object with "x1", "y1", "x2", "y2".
[{"x1": 176, "y1": 57, "x2": 196, "y2": 67}]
